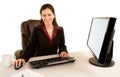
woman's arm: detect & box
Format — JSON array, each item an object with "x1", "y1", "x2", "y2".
[
  {"x1": 59, "y1": 27, "x2": 68, "y2": 57},
  {"x1": 19, "y1": 28, "x2": 38, "y2": 62}
]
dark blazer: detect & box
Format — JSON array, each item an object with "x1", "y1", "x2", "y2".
[{"x1": 20, "y1": 26, "x2": 67, "y2": 62}]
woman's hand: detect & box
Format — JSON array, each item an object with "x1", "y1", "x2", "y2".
[
  {"x1": 14, "y1": 59, "x2": 26, "y2": 67},
  {"x1": 59, "y1": 51, "x2": 69, "y2": 58}
]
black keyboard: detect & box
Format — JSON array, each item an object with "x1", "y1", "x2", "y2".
[{"x1": 29, "y1": 56, "x2": 76, "y2": 69}]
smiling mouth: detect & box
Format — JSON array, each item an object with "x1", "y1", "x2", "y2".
[{"x1": 45, "y1": 20, "x2": 51, "y2": 23}]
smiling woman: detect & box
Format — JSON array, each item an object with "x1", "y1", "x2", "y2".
[{"x1": 13, "y1": 3, "x2": 69, "y2": 68}]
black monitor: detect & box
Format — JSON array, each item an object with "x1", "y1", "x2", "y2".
[{"x1": 87, "y1": 17, "x2": 116, "y2": 67}]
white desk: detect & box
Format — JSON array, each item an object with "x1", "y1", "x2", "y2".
[{"x1": 0, "y1": 51, "x2": 120, "y2": 77}]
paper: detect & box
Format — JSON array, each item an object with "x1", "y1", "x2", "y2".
[{"x1": 10, "y1": 69, "x2": 44, "y2": 77}]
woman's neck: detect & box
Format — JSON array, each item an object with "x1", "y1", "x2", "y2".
[
  {"x1": 45, "y1": 24, "x2": 53, "y2": 30},
  {"x1": 45, "y1": 24, "x2": 54, "y2": 39}
]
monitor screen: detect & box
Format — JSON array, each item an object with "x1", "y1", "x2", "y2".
[
  {"x1": 88, "y1": 18, "x2": 109, "y2": 59},
  {"x1": 87, "y1": 17, "x2": 116, "y2": 67}
]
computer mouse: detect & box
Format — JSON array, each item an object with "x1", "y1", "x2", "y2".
[{"x1": 14, "y1": 62, "x2": 23, "y2": 70}]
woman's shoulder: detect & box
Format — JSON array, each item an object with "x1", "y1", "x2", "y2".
[
  {"x1": 55, "y1": 25, "x2": 63, "y2": 29},
  {"x1": 34, "y1": 25, "x2": 43, "y2": 30},
  {"x1": 33, "y1": 25, "x2": 64, "y2": 30}
]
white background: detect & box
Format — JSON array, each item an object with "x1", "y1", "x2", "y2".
[{"x1": 0, "y1": 0, "x2": 120, "y2": 61}]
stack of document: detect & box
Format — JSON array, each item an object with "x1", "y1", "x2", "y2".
[{"x1": 10, "y1": 69, "x2": 44, "y2": 77}]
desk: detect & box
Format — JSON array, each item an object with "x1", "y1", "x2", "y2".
[{"x1": 0, "y1": 51, "x2": 120, "y2": 77}]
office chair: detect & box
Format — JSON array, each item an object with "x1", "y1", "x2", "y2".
[{"x1": 15, "y1": 19, "x2": 40, "y2": 59}]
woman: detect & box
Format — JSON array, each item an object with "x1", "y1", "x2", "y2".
[{"x1": 14, "y1": 3, "x2": 68, "y2": 67}]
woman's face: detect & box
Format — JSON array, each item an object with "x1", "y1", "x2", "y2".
[{"x1": 41, "y1": 8, "x2": 55, "y2": 26}]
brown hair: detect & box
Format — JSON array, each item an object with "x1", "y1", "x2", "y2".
[{"x1": 39, "y1": 3, "x2": 58, "y2": 26}]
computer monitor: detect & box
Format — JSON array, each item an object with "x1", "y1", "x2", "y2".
[{"x1": 87, "y1": 17, "x2": 116, "y2": 67}]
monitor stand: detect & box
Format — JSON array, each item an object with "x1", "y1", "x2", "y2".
[
  {"x1": 89, "y1": 57, "x2": 114, "y2": 67},
  {"x1": 89, "y1": 40, "x2": 115, "y2": 67}
]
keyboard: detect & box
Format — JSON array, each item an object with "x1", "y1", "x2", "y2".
[{"x1": 29, "y1": 56, "x2": 76, "y2": 69}]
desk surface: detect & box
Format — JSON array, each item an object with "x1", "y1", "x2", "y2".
[{"x1": 0, "y1": 51, "x2": 120, "y2": 77}]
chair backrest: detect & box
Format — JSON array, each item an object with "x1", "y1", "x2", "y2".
[{"x1": 21, "y1": 19, "x2": 40, "y2": 50}]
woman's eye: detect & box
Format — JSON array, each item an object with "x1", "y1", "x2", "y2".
[{"x1": 42, "y1": 14, "x2": 46, "y2": 17}]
